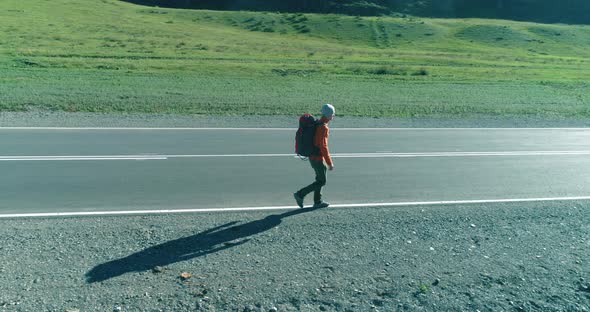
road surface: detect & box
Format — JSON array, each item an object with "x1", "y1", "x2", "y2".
[{"x1": 1, "y1": 127, "x2": 590, "y2": 215}]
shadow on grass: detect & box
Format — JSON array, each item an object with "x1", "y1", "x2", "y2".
[{"x1": 86, "y1": 207, "x2": 320, "y2": 283}]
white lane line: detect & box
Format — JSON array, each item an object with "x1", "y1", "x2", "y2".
[
  {"x1": 0, "y1": 127, "x2": 297, "y2": 131},
  {"x1": 1, "y1": 196, "x2": 590, "y2": 218},
  {"x1": 1, "y1": 127, "x2": 590, "y2": 131},
  {"x1": 331, "y1": 151, "x2": 590, "y2": 158},
  {"x1": 3, "y1": 151, "x2": 590, "y2": 161},
  {"x1": 0, "y1": 156, "x2": 167, "y2": 161},
  {"x1": 168, "y1": 151, "x2": 590, "y2": 158}
]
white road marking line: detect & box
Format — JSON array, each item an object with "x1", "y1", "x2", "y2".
[
  {"x1": 0, "y1": 156, "x2": 167, "y2": 161},
  {"x1": 1, "y1": 196, "x2": 590, "y2": 218},
  {"x1": 169, "y1": 151, "x2": 590, "y2": 158},
  {"x1": 2, "y1": 150, "x2": 590, "y2": 161},
  {"x1": 1, "y1": 127, "x2": 590, "y2": 131},
  {"x1": 331, "y1": 151, "x2": 590, "y2": 158}
]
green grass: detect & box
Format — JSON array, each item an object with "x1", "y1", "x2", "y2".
[
  {"x1": 1, "y1": 0, "x2": 589, "y2": 118},
  {"x1": 3, "y1": 68, "x2": 589, "y2": 118}
]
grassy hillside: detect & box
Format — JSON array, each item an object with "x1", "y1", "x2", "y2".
[{"x1": 1, "y1": 0, "x2": 589, "y2": 118}]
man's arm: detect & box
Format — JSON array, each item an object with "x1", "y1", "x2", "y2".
[{"x1": 316, "y1": 125, "x2": 334, "y2": 169}]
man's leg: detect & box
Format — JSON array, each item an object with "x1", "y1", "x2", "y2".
[
  {"x1": 311, "y1": 160, "x2": 327, "y2": 204},
  {"x1": 297, "y1": 159, "x2": 327, "y2": 203}
]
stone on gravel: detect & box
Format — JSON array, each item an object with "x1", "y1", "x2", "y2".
[
  {"x1": 242, "y1": 305, "x2": 256, "y2": 312},
  {"x1": 180, "y1": 272, "x2": 192, "y2": 280}
]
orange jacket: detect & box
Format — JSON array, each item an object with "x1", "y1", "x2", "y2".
[{"x1": 310, "y1": 117, "x2": 333, "y2": 167}]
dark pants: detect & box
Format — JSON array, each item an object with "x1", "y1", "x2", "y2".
[{"x1": 297, "y1": 159, "x2": 327, "y2": 204}]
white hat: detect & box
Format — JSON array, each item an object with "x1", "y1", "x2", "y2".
[{"x1": 321, "y1": 103, "x2": 335, "y2": 117}]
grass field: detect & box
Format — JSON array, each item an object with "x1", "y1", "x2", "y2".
[{"x1": 1, "y1": 0, "x2": 589, "y2": 118}]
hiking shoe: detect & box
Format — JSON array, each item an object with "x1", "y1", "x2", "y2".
[
  {"x1": 293, "y1": 192, "x2": 304, "y2": 208},
  {"x1": 313, "y1": 201, "x2": 330, "y2": 209}
]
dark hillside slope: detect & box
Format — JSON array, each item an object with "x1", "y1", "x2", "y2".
[{"x1": 121, "y1": 0, "x2": 590, "y2": 24}]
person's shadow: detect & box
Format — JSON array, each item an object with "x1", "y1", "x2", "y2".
[{"x1": 86, "y1": 207, "x2": 320, "y2": 283}]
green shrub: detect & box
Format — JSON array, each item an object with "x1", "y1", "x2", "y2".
[
  {"x1": 368, "y1": 66, "x2": 406, "y2": 75},
  {"x1": 412, "y1": 69, "x2": 429, "y2": 76}
]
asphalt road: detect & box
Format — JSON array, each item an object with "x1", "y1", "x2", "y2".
[{"x1": 2, "y1": 127, "x2": 590, "y2": 215}]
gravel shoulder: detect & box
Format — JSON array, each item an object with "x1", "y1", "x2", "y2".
[
  {"x1": 0, "y1": 201, "x2": 589, "y2": 311},
  {"x1": 3, "y1": 112, "x2": 590, "y2": 128}
]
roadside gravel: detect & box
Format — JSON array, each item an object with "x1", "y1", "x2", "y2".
[
  {"x1": 0, "y1": 201, "x2": 588, "y2": 311},
  {"x1": 3, "y1": 112, "x2": 590, "y2": 128}
]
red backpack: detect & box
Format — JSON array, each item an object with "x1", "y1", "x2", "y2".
[{"x1": 295, "y1": 114, "x2": 321, "y2": 157}]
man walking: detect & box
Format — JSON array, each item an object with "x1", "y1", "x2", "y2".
[{"x1": 294, "y1": 104, "x2": 335, "y2": 209}]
